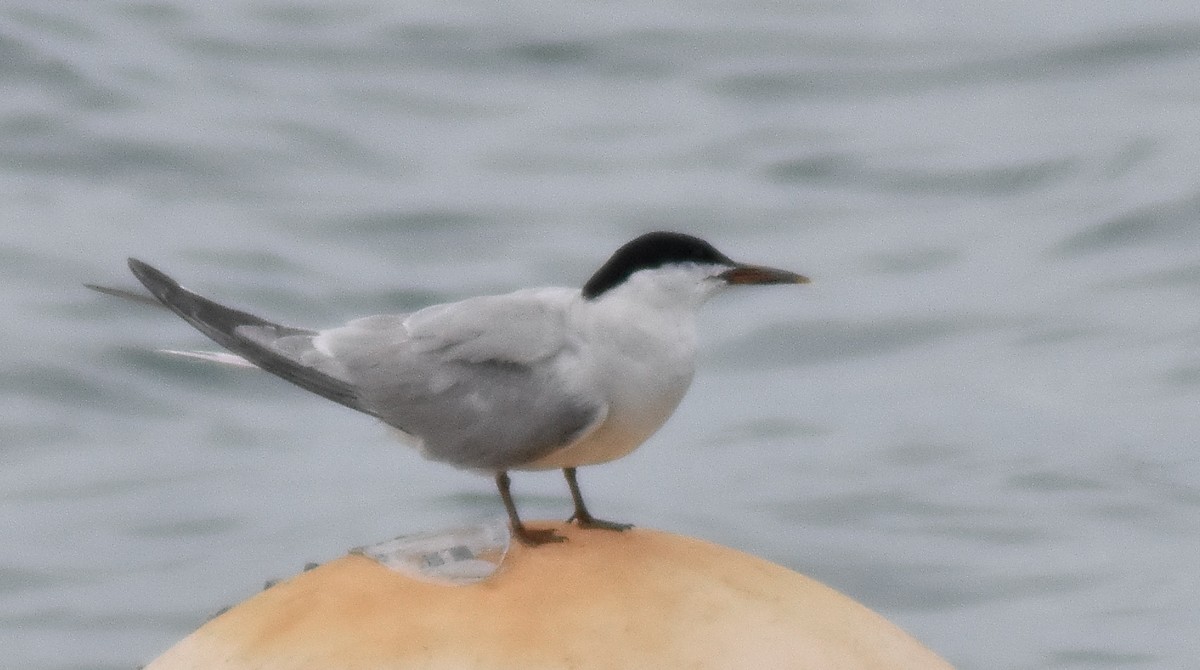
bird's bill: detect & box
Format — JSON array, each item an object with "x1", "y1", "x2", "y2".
[{"x1": 720, "y1": 264, "x2": 810, "y2": 285}]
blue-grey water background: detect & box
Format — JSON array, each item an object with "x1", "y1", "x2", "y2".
[{"x1": 3, "y1": 1, "x2": 1200, "y2": 668}]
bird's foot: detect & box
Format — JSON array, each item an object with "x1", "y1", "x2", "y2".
[
  {"x1": 512, "y1": 524, "x2": 566, "y2": 546},
  {"x1": 568, "y1": 513, "x2": 633, "y2": 532}
]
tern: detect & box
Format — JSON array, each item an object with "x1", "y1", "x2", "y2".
[{"x1": 107, "y1": 232, "x2": 808, "y2": 545}]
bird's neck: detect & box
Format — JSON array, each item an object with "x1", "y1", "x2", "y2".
[
  {"x1": 571, "y1": 294, "x2": 700, "y2": 400},
  {"x1": 570, "y1": 289, "x2": 699, "y2": 456}
]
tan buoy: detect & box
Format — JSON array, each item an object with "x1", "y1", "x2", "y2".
[{"x1": 144, "y1": 522, "x2": 952, "y2": 669}]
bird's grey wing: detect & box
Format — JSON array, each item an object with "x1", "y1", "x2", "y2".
[
  {"x1": 401, "y1": 288, "x2": 577, "y2": 365},
  {"x1": 319, "y1": 314, "x2": 606, "y2": 471},
  {"x1": 127, "y1": 259, "x2": 374, "y2": 417}
]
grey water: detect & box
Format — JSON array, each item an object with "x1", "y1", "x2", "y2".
[{"x1": 2, "y1": 1, "x2": 1199, "y2": 668}]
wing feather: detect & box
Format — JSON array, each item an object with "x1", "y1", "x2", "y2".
[
  {"x1": 127, "y1": 261, "x2": 602, "y2": 470},
  {"x1": 318, "y1": 292, "x2": 605, "y2": 470},
  {"x1": 127, "y1": 259, "x2": 372, "y2": 416},
  {"x1": 401, "y1": 289, "x2": 575, "y2": 364}
]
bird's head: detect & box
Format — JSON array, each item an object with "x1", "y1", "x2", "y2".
[{"x1": 581, "y1": 231, "x2": 808, "y2": 308}]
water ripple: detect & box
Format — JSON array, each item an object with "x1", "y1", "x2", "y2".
[
  {"x1": 765, "y1": 152, "x2": 1077, "y2": 195},
  {"x1": 716, "y1": 316, "x2": 977, "y2": 368},
  {"x1": 711, "y1": 24, "x2": 1200, "y2": 100},
  {"x1": 1054, "y1": 192, "x2": 1200, "y2": 255}
]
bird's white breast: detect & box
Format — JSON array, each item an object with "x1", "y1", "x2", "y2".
[{"x1": 522, "y1": 287, "x2": 700, "y2": 470}]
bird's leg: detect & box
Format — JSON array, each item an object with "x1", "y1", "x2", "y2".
[
  {"x1": 495, "y1": 471, "x2": 564, "y2": 546},
  {"x1": 563, "y1": 467, "x2": 633, "y2": 531}
]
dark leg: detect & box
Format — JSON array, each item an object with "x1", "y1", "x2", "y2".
[
  {"x1": 563, "y1": 467, "x2": 633, "y2": 531},
  {"x1": 495, "y1": 471, "x2": 564, "y2": 546}
]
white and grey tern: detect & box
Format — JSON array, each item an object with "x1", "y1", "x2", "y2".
[{"x1": 106, "y1": 232, "x2": 808, "y2": 545}]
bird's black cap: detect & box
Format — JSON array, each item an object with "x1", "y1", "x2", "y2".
[{"x1": 582, "y1": 232, "x2": 736, "y2": 300}]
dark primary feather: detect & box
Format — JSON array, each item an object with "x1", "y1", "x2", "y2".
[{"x1": 126, "y1": 258, "x2": 373, "y2": 417}]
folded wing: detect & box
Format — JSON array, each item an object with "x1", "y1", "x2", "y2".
[
  {"x1": 315, "y1": 291, "x2": 606, "y2": 470},
  {"x1": 127, "y1": 260, "x2": 605, "y2": 471}
]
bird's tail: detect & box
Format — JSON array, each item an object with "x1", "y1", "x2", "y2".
[
  {"x1": 87, "y1": 282, "x2": 258, "y2": 368},
  {"x1": 123, "y1": 259, "x2": 377, "y2": 418}
]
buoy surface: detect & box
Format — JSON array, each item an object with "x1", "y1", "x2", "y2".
[{"x1": 145, "y1": 523, "x2": 952, "y2": 669}]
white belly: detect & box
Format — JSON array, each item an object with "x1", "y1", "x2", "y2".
[{"x1": 522, "y1": 395, "x2": 680, "y2": 469}]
